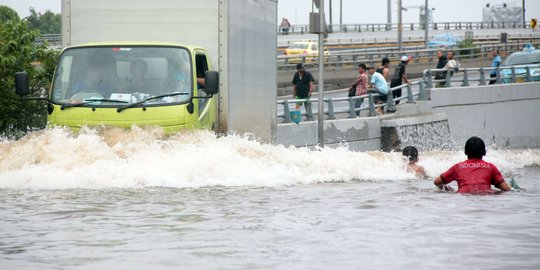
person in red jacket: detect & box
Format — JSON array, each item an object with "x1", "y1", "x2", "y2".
[{"x1": 434, "y1": 136, "x2": 511, "y2": 194}]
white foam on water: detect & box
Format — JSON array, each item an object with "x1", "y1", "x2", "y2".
[{"x1": 1, "y1": 127, "x2": 539, "y2": 189}]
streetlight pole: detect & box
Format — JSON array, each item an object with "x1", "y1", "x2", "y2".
[
  {"x1": 424, "y1": 0, "x2": 429, "y2": 48},
  {"x1": 387, "y1": 0, "x2": 392, "y2": 30},
  {"x1": 398, "y1": 0, "x2": 402, "y2": 51},
  {"x1": 318, "y1": 0, "x2": 325, "y2": 147},
  {"x1": 340, "y1": 0, "x2": 343, "y2": 30},
  {"x1": 522, "y1": 0, "x2": 526, "y2": 28}
]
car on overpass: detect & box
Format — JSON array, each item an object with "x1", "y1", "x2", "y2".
[
  {"x1": 500, "y1": 44, "x2": 540, "y2": 83},
  {"x1": 284, "y1": 41, "x2": 326, "y2": 63}
]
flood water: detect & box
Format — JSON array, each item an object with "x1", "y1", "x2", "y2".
[{"x1": 1, "y1": 128, "x2": 540, "y2": 270}]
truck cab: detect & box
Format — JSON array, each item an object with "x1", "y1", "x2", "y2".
[{"x1": 17, "y1": 42, "x2": 219, "y2": 133}]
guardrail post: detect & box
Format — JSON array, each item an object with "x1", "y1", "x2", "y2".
[
  {"x1": 305, "y1": 99, "x2": 314, "y2": 121},
  {"x1": 479, "y1": 68, "x2": 486, "y2": 85},
  {"x1": 406, "y1": 84, "x2": 414, "y2": 103},
  {"x1": 348, "y1": 98, "x2": 356, "y2": 118},
  {"x1": 368, "y1": 93, "x2": 376, "y2": 117},
  {"x1": 445, "y1": 70, "x2": 452, "y2": 87},
  {"x1": 418, "y1": 82, "x2": 426, "y2": 101},
  {"x1": 424, "y1": 70, "x2": 434, "y2": 89},
  {"x1": 526, "y1": 66, "x2": 532, "y2": 82},
  {"x1": 282, "y1": 100, "x2": 292, "y2": 123},
  {"x1": 511, "y1": 67, "x2": 516, "y2": 83},
  {"x1": 461, "y1": 68, "x2": 470, "y2": 86},
  {"x1": 434, "y1": 23, "x2": 438, "y2": 30},
  {"x1": 495, "y1": 67, "x2": 502, "y2": 84},
  {"x1": 327, "y1": 98, "x2": 336, "y2": 120},
  {"x1": 386, "y1": 90, "x2": 396, "y2": 113}
]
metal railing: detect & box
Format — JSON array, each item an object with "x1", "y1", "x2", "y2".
[
  {"x1": 424, "y1": 64, "x2": 540, "y2": 88},
  {"x1": 277, "y1": 63, "x2": 540, "y2": 123},
  {"x1": 278, "y1": 80, "x2": 428, "y2": 123},
  {"x1": 278, "y1": 40, "x2": 540, "y2": 71},
  {"x1": 278, "y1": 21, "x2": 531, "y2": 35},
  {"x1": 278, "y1": 32, "x2": 540, "y2": 48}
]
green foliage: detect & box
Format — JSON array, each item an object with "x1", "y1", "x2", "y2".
[
  {"x1": 27, "y1": 8, "x2": 61, "y2": 34},
  {"x1": 0, "y1": 5, "x2": 20, "y2": 23},
  {"x1": 457, "y1": 38, "x2": 480, "y2": 59},
  {"x1": 0, "y1": 19, "x2": 58, "y2": 139}
]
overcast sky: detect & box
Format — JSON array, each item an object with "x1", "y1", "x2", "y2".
[{"x1": 2, "y1": 0, "x2": 539, "y2": 25}]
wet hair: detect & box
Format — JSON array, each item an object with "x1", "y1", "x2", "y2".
[
  {"x1": 358, "y1": 63, "x2": 367, "y2": 70},
  {"x1": 464, "y1": 136, "x2": 486, "y2": 159},
  {"x1": 381, "y1": 57, "x2": 390, "y2": 66},
  {"x1": 402, "y1": 146, "x2": 419, "y2": 162}
]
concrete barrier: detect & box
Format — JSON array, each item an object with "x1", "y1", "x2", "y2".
[
  {"x1": 430, "y1": 82, "x2": 540, "y2": 149},
  {"x1": 276, "y1": 117, "x2": 381, "y2": 151}
]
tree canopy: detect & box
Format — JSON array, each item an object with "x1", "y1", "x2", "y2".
[{"x1": 0, "y1": 18, "x2": 58, "y2": 138}]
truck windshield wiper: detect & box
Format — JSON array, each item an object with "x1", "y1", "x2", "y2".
[
  {"x1": 116, "y1": 92, "x2": 188, "y2": 113},
  {"x1": 61, "y1": 98, "x2": 129, "y2": 110}
]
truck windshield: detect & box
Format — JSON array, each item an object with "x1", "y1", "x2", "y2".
[{"x1": 51, "y1": 46, "x2": 192, "y2": 106}]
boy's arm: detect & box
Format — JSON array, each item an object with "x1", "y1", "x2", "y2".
[
  {"x1": 434, "y1": 176, "x2": 445, "y2": 187},
  {"x1": 497, "y1": 181, "x2": 512, "y2": 191}
]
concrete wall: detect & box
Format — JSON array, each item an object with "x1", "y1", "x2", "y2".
[{"x1": 430, "y1": 82, "x2": 540, "y2": 149}]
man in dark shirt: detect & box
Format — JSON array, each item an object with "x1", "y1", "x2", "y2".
[
  {"x1": 390, "y1": 55, "x2": 410, "y2": 104},
  {"x1": 434, "y1": 50, "x2": 448, "y2": 87},
  {"x1": 292, "y1": 63, "x2": 314, "y2": 119}
]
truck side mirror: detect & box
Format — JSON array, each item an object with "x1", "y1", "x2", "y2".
[
  {"x1": 15, "y1": 72, "x2": 30, "y2": 96},
  {"x1": 204, "y1": 71, "x2": 219, "y2": 95}
]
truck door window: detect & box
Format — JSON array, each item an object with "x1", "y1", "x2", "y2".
[{"x1": 195, "y1": 53, "x2": 209, "y2": 112}]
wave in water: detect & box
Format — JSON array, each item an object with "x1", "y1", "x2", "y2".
[{"x1": 1, "y1": 127, "x2": 539, "y2": 189}]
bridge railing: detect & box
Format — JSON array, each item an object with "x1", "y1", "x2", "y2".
[
  {"x1": 278, "y1": 21, "x2": 530, "y2": 35},
  {"x1": 278, "y1": 40, "x2": 540, "y2": 71},
  {"x1": 423, "y1": 63, "x2": 540, "y2": 87},
  {"x1": 277, "y1": 80, "x2": 427, "y2": 123},
  {"x1": 277, "y1": 64, "x2": 540, "y2": 123},
  {"x1": 278, "y1": 32, "x2": 540, "y2": 48}
]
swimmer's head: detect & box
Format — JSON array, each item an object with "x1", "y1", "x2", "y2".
[
  {"x1": 464, "y1": 136, "x2": 486, "y2": 159},
  {"x1": 402, "y1": 146, "x2": 419, "y2": 162}
]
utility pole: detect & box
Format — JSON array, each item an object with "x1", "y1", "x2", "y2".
[{"x1": 398, "y1": 0, "x2": 402, "y2": 51}]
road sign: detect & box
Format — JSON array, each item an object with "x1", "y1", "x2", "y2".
[{"x1": 531, "y1": 18, "x2": 538, "y2": 30}]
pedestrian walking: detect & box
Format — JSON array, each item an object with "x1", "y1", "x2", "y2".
[
  {"x1": 390, "y1": 55, "x2": 410, "y2": 104},
  {"x1": 489, "y1": 49, "x2": 502, "y2": 84},
  {"x1": 280, "y1": 17, "x2": 291, "y2": 35},
  {"x1": 292, "y1": 63, "x2": 314, "y2": 120},
  {"x1": 352, "y1": 63, "x2": 369, "y2": 116}
]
